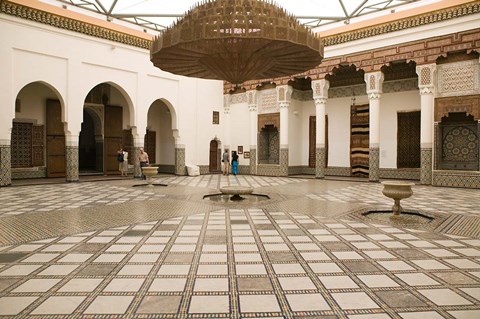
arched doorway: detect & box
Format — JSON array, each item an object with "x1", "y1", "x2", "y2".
[
  {"x1": 81, "y1": 83, "x2": 132, "y2": 175},
  {"x1": 209, "y1": 139, "x2": 221, "y2": 172},
  {"x1": 79, "y1": 109, "x2": 103, "y2": 173},
  {"x1": 13, "y1": 82, "x2": 65, "y2": 179},
  {"x1": 147, "y1": 100, "x2": 175, "y2": 173}
]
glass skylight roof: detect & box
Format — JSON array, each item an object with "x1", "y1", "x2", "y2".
[{"x1": 52, "y1": 0, "x2": 439, "y2": 32}]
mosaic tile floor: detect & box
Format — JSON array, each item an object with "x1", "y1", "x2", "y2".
[{"x1": 0, "y1": 176, "x2": 479, "y2": 318}]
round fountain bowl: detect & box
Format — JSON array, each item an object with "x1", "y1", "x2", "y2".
[
  {"x1": 142, "y1": 166, "x2": 158, "y2": 177},
  {"x1": 381, "y1": 181, "x2": 414, "y2": 200},
  {"x1": 219, "y1": 186, "x2": 254, "y2": 201},
  {"x1": 219, "y1": 186, "x2": 254, "y2": 196}
]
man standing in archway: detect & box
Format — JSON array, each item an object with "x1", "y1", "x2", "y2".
[
  {"x1": 222, "y1": 150, "x2": 230, "y2": 175},
  {"x1": 138, "y1": 148, "x2": 149, "y2": 179}
]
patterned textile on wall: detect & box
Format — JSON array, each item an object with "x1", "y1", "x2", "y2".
[
  {"x1": 397, "y1": 111, "x2": 420, "y2": 168},
  {"x1": 11, "y1": 122, "x2": 32, "y2": 168},
  {"x1": 350, "y1": 104, "x2": 369, "y2": 177}
]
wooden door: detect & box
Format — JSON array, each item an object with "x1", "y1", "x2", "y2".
[
  {"x1": 104, "y1": 105, "x2": 123, "y2": 174},
  {"x1": 309, "y1": 116, "x2": 316, "y2": 168},
  {"x1": 209, "y1": 140, "x2": 218, "y2": 172},
  {"x1": 350, "y1": 104, "x2": 369, "y2": 177},
  {"x1": 46, "y1": 99, "x2": 66, "y2": 177},
  {"x1": 123, "y1": 129, "x2": 134, "y2": 165},
  {"x1": 144, "y1": 130, "x2": 156, "y2": 164},
  {"x1": 397, "y1": 111, "x2": 420, "y2": 168}
]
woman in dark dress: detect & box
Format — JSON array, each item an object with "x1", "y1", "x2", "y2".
[{"x1": 231, "y1": 151, "x2": 239, "y2": 175}]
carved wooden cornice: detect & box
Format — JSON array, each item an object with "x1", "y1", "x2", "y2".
[
  {"x1": 323, "y1": 2, "x2": 480, "y2": 46},
  {"x1": 225, "y1": 28, "x2": 480, "y2": 93},
  {"x1": 1, "y1": 0, "x2": 151, "y2": 49}
]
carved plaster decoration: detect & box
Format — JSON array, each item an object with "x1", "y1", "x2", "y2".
[
  {"x1": 437, "y1": 60, "x2": 480, "y2": 97},
  {"x1": 229, "y1": 93, "x2": 247, "y2": 104},
  {"x1": 416, "y1": 64, "x2": 436, "y2": 96},
  {"x1": 258, "y1": 89, "x2": 279, "y2": 115},
  {"x1": 365, "y1": 71, "x2": 384, "y2": 95},
  {"x1": 247, "y1": 90, "x2": 257, "y2": 107},
  {"x1": 223, "y1": 95, "x2": 230, "y2": 114},
  {"x1": 435, "y1": 95, "x2": 480, "y2": 122},
  {"x1": 311, "y1": 79, "x2": 329, "y2": 99},
  {"x1": 276, "y1": 85, "x2": 293, "y2": 103}
]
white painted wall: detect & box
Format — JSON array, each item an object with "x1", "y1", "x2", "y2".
[
  {"x1": 147, "y1": 100, "x2": 175, "y2": 165},
  {"x1": 303, "y1": 100, "x2": 317, "y2": 166},
  {"x1": 379, "y1": 90, "x2": 421, "y2": 168},
  {"x1": 288, "y1": 99, "x2": 304, "y2": 166},
  {"x1": 229, "y1": 101, "x2": 250, "y2": 166},
  {"x1": 0, "y1": 14, "x2": 223, "y2": 165},
  {"x1": 326, "y1": 95, "x2": 367, "y2": 168},
  {"x1": 15, "y1": 83, "x2": 58, "y2": 125}
]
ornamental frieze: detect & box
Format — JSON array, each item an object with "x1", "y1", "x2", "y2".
[
  {"x1": 435, "y1": 95, "x2": 480, "y2": 122},
  {"x1": 225, "y1": 28, "x2": 480, "y2": 93}
]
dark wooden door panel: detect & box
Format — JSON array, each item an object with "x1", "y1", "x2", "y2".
[
  {"x1": 104, "y1": 105, "x2": 123, "y2": 174},
  {"x1": 46, "y1": 99, "x2": 65, "y2": 177},
  {"x1": 144, "y1": 130, "x2": 156, "y2": 164},
  {"x1": 309, "y1": 116, "x2": 316, "y2": 168},
  {"x1": 46, "y1": 136, "x2": 66, "y2": 177},
  {"x1": 209, "y1": 140, "x2": 218, "y2": 171}
]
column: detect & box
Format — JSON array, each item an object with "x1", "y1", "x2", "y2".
[
  {"x1": 133, "y1": 134, "x2": 143, "y2": 178},
  {"x1": 65, "y1": 132, "x2": 80, "y2": 182},
  {"x1": 247, "y1": 90, "x2": 258, "y2": 175},
  {"x1": 416, "y1": 64, "x2": 436, "y2": 185},
  {"x1": 223, "y1": 95, "x2": 231, "y2": 153},
  {"x1": 170, "y1": 129, "x2": 185, "y2": 176},
  {"x1": 311, "y1": 79, "x2": 329, "y2": 178},
  {"x1": 365, "y1": 71, "x2": 384, "y2": 182},
  {"x1": 277, "y1": 85, "x2": 292, "y2": 176},
  {"x1": 0, "y1": 139, "x2": 11, "y2": 186}
]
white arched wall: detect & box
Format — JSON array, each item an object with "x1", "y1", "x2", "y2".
[
  {"x1": 288, "y1": 98, "x2": 304, "y2": 166},
  {"x1": 1, "y1": 13, "x2": 223, "y2": 155},
  {"x1": 15, "y1": 81, "x2": 65, "y2": 126},
  {"x1": 147, "y1": 99, "x2": 175, "y2": 166},
  {"x1": 379, "y1": 90, "x2": 421, "y2": 168}
]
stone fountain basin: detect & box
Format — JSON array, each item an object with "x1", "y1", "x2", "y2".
[
  {"x1": 381, "y1": 181, "x2": 415, "y2": 199},
  {"x1": 142, "y1": 166, "x2": 158, "y2": 176},
  {"x1": 219, "y1": 186, "x2": 254, "y2": 195}
]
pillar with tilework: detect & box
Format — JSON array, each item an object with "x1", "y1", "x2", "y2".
[
  {"x1": 65, "y1": 133, "x2": 79, "y2": 182},
  {"x1": 248, "y1": 90, "x2": 258, "y2": 175},
  {"x1": 223, "y1": 95, "x2": 231, "y2": 155},
  {"x1": 365, "y1": 71, "x2": 384, "y2": 182},
  {"x1": 175, "y1": 145, "x2": 186, "y2": 175},
  {"x1": 0, "y1": 139, "x2": 12, "y2": 187},
  {"x1": 277, "y1": 85, "x2": 292, "y2": 177},
  {"x1": 133, "y1": 136, "x2": 143, "y2": 178},
  {"x1": 312, "y1": 79, "x2": 329, "y2": 179},
  {"x1": 416, "y1": 64, "x2": 436, "y2": 185}
]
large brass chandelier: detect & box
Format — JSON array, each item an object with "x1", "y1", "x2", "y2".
[{"x1": 150, "y1": 0, "x2": 324, "y2": 85}]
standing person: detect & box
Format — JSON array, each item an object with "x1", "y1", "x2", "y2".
[
  {"x1": 138, "y1": 147, "x2": 149, "y2": 179},
  {"x1": 222, "y1": 150, "x2": 230, "y2": 175},
  {"x1": 231, "y1": 151, "x2": 239, "y2": 176},
  {"x1": 118, "y1": 147, "x2": 129, "y2": 176}
]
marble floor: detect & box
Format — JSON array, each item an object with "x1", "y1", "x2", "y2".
[{"x1": 0, "y1": 175, "x2": 479, "y2": 318}]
